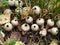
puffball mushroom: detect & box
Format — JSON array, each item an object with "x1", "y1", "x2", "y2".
[
  {"x1": 48, "y1": 27, "x2": 58, "y2": 35},
  {"x1": 31, "y1": 24, "x2": 39, "y2": 31},
  {"x1": 26, "y1": 16, "x2": 33, "y2": 23},
  {"x1": 39, "y1": 28, "x2": 47, "y2": 36},
  {"x1": 36, "y1": 18, "x2": 44, "y2": 26},
  {"x1": 4, "y1": 9, "x2": 12, "y2": 14},
  {"x1": 32, "y1": 6, "x2": 41, "y2": 14},
  {"x1": 8, "y1": 0, "x2": 15, "y2": 6},
  {"x1": 11, "y1": 19, "x2": 18, "y2": 26},
  {"x1": 4, "y1": 23, "x2": 13, "y2": 31},
  {"x1": 47, "y1": 19, "x2": 54, "y2": 27},
  {"x1": 21, "y1": 23, "x2": 30, "y2": 31},
  {"x1": 14, "y1": 0, "x2": 23, "y2": 7},
  {"x1": 56, "y1": 20, "x2": 60, "y2": 28}
]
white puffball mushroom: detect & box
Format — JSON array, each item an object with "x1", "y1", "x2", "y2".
[
  {"x1": 15, "y1": 7, "x2": 22, "y2": 13},
  {"x1": 32, "y1": 6, "x2": 41, "y2": 14},
  {"x1": 26, "y1": 16, "x2": 33, "y2": 23},
  {"x1": 11, "y1": 19, "x2": 18, "y2": 26},
  {"x1": 56, "y1": 20, "x2": 60, "y2": 28},
  {"x1": 31, "y1": 24, "x2": 39, "y2": 31},
  {"x1": 21, "y1": 23, "x2": 30, "y2": 31},
  {"x1": 8, "y1": 0, "x2": 15, "y2": 6},
  {"x1": 51, "y1": 27, "x2": 58, "y2": 35},
  {"x1": 14, "y1": 0, "x2": 23, "y2": 7},
  {"x1": 47, "y1": 19, "x2": 54, "y2": 27},
  {"x1": 4, "y1": 23, "x2": 13, "y2": 31},
  {"x1": 36, "y1": 18, "x2": 44, "y2": 26},
  {"x1": 39, "y1": 29, "x2": 47, "y2": 36},
  {"x1": 4, "y1": 9, "x2": 12, "y2": 14}
]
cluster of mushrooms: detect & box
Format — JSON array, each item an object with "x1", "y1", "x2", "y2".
[{"x1": 0, "y1": 0, "x2": 60, "y2": 45}]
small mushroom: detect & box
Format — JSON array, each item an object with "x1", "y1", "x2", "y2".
[
  {"x1": 56, "y1": 20, "x2": 60, "y2": 28},
  {"x1": 21, "y1": 23, "x2": 30, "y2": 35},
  {"x1": 11, "y1": 19, "x2": 18, "y2": 26},
  {"x1": 32, "y1": 6, "x2": 41, "y2": 14},
  {"x1": 39, "y1": 28, "x2": 47, "y2": 36},
  {"x1": 26, "y1": 16, "x2": 33, "y2": 23},
  {"x1": 48, "y1": 27, "x2": 58, "y2": 35},
  {"x1": 14, "y1": 0, "x2": 23, "y2": 7},
  {"x1": 4, "y1": 23, "x2": 13, "y2": 31},
  {"x1": 36, "y1": 18, "x2": 44, "y2": 26},
  {"x1": 21, "y1": 23, "x2": 30, "y2": 31},
  {"x1": 47, "y1": 19, "x2": 54, "y2": 27},
  {"x1": 31, "y1": 24, "x2": 39, "y2": 31},
  {"x1": 11, "y1": 17, "x2": 18, "y2": 26},
  {"x1": 8, "y1": 0, "x2": 15, "y2": 6}
]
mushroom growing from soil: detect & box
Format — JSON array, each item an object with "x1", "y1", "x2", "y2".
[
  {"x1": 11, "y1": 19, "x2": 18, "y2": 26},
  {"x1": 14, "y1": 0, "x2": 23, "y2": 7},
  {"x1": 8, "y1": 0, "x2": 15, "y2": 6},
  {"x1": 39, "y1": 28, "x2": 47, "y2": 36},
  {"x1": 36, "y1": 18, "x2": 44, "y2": 29},
  {"x1": 26, "y1": 16, "x2": 33, "y2": 24},
  {"x1": 56, "y1": 20, "x2": 60, "y2": 28},
  {"x1": 11, "y1": 17, "x2": 18, "y2": 26},
  {"x1": 21, "y1": 23, "x2": 30, "y2": 35},
  {"x1": 32, "y1": 6, "x2": 41, "y2": 14},
  {"x1": 21, "y1": 23, "x2": 30, "y2": 31},
  {"x1": 48, "y1": 27, "x2": 58, "y2": 35},
  {"x1": 31, "y1": 24, "x2": 39, "y2": 31},
  {"x1": 47, "y1": 19, "x2": 54, "y2": 27},
  {"x1": 4, "y1": 23, "x2": 13, "y2": 31}
]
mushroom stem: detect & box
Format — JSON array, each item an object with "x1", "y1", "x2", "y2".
[
  {"x1": 46, "y1": 25, "x2": 49, "y2": 30},
  {"x1": 22, "y1": 31, "x2": 26, "y2": 35},
  {"x1": 48, "y1": 29, "x2": 51, "y2": 33},
  {"x1": 41, "y1": 25, "x2": 44, "y2": 29}
]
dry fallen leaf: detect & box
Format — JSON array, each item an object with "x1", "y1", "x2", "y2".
[
  {"x1": 21, "y1": 7, "x2": 32, "y2": 20},
  {"x1": 9, "y1": 31, "x2": 21, "y2": 41},
  {"x1": 0, "y1": 13, "x2": 10, "y2": 25}
]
